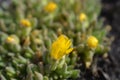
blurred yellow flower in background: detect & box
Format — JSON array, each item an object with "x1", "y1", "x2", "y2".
[
  {"x1": 79, "y1": 13, "x2": 87, "y2": 22},
  {"x1": 44, "y1": 2, "x2": 57, "y2": 12},
  {"x1": 87, "y1": 36, "x2": 98, "y2": 48},
  {"x1": 6, "y1": 36, "x2": 15, "y2": 43},
  {"x1": 51, "y1": 35, "x2": 73, "y2": 60},
  {"x1": 20, "y1": 19, "x2": 31, "y2": 27}
]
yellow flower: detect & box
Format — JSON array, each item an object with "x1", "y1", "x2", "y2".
[
  {"x1": 6, "y1": 36, "x2": 15, "y2": 43},
  {"x1": 20, "y1": 19, "x2": 31, "y2": 27},
  {"x1": 51, "y1": 35, "x2": 73, "y2": 60},
  {"x1": 79, "y1": 13, "x2": 87, "y2": 22},
  {"x1": 44, "y1": 2, "x2": 57, "y2": 12},
  {"x1": 87, "y1": 36, "x2": 98, "y2": 48}
]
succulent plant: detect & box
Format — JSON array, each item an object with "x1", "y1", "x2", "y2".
[{"x1": 0, "y1": 0, "x2": 111, "y2": 80}]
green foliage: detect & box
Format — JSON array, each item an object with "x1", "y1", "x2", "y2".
[{"x1": 0, "y1": 0, "x2": 111, "y2": 80}]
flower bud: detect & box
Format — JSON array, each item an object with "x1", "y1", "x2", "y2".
[
  {"x1": 87, "y1": 36, "x2": 98, "y2": 48},
  {"x1": 44, "y1": 2, "x2": 57, "y2": 12},
  {"x1": 79, "y1": 13, "x2": 87, "y2": 22},
  {"x1": 20, "y1": 19, "x2": 31, "y2": 27}
]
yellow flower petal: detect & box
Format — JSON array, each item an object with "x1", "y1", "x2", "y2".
[{"x1": 66, "y1": 48, "x2": 73, "y2": 54}]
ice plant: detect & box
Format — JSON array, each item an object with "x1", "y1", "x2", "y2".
[
  {"x1": 50, "y1": 35, "x2": 73, "y2": 60},
  {"x1": 87, "y1": 36, "x2": 98, "y2": 48},
  {"x1": 79, "y1": 13, "x2": 87, "y2": 22},
  {"x1": 20, "y1": 19, "x2": 31, "y2": 27},
  {"x1": 0, "y1": 0, "x2": 111, "y2": 79},
  {"x1": 44, "y1": 2, "x2": 57, "y2": 12}
]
